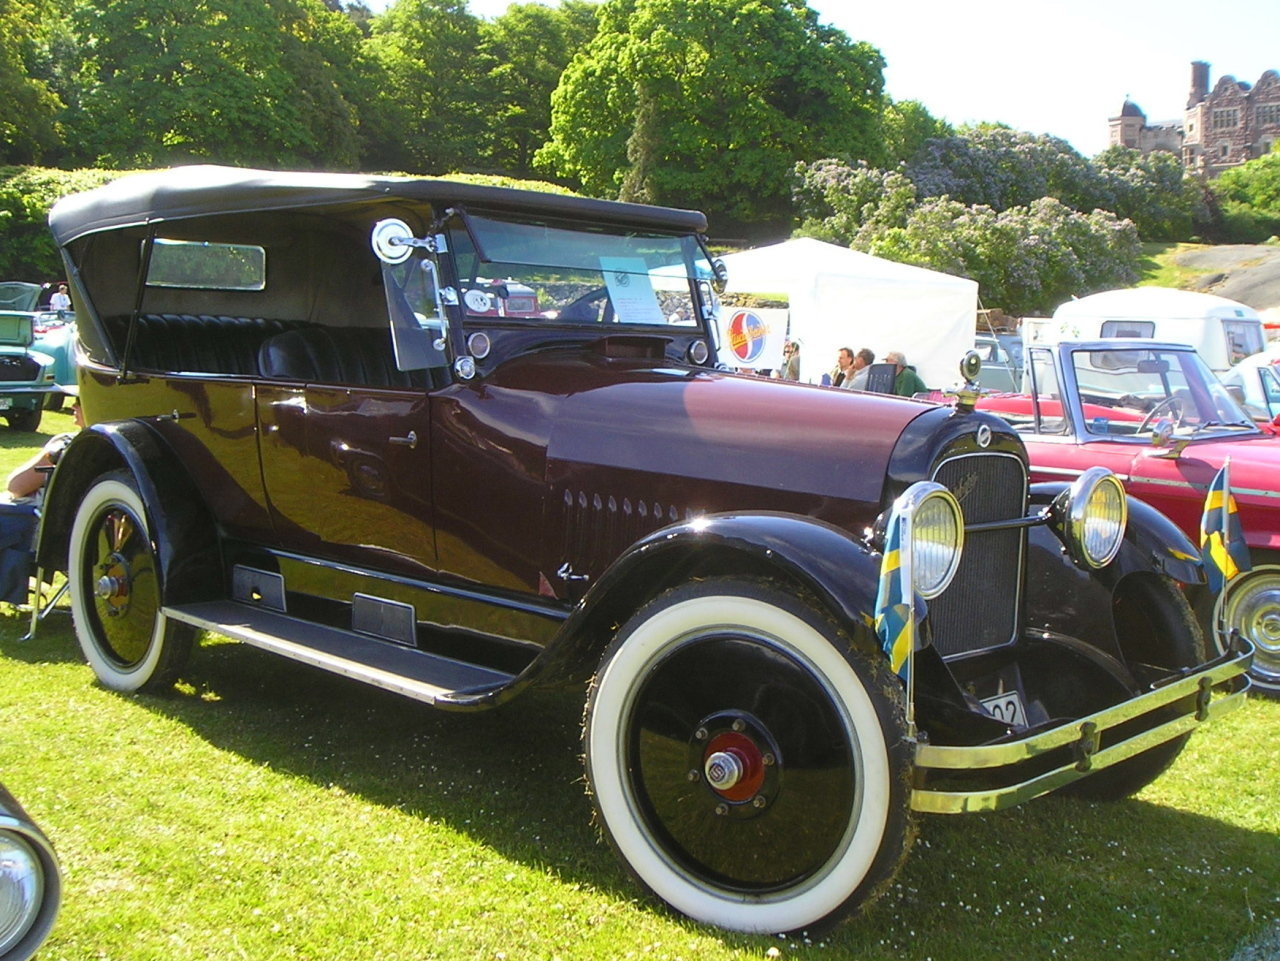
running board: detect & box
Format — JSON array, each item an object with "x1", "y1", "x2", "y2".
[{"x1": 162, "y1": 600, "x2": 515, "y2": 705}]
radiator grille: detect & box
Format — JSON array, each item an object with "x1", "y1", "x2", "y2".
[{"x1": 928, "y1": 453, "x2": 1027, "y2": 657}]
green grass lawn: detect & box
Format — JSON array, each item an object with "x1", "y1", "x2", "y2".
[
  {"x1": 1138, "y1": 242, "x2": 1216, "y2": 289},
  {"x1": 1, "y1": 416, "x2": 1277, "y2": 961}
]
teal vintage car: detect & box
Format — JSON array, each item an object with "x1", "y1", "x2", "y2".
[{"x1": 0, "y1": 282, "x2": 75, "y2": 431}]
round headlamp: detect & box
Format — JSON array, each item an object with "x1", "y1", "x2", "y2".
[
  {"x1": 895, "y1": 482, "x2": 965, "y2": 600},
  {"x1": 0, "y1": 829, "x2": 51, "y2": 959},
  {"x1": 1058, "y1": 467, "x2": 1127, "y2": 569}
]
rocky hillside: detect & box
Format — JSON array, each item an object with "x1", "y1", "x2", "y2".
[{"x1": 1174, "y1": 244, "x2": 1280, "y2": 318}]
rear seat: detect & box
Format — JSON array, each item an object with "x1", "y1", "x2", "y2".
[
  {"x1": 107, "y1": 314, "x2": 307, "y2": 376},
  {"x1": 106, "y1": 314, "x2": 440, "y2": 389},
  {"x1": 257, "y1": 326, "x2": 435, "y2": 389}
]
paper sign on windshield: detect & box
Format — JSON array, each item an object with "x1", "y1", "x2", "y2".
[{"x1": 599, "y1": 257, "x2": 666, "y2": 325}]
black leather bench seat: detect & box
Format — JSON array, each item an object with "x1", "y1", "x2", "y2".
[{"x1": 105, "y1": 314, "x2": 441, "y2": 389}]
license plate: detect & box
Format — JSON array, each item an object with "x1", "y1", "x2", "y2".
[{"x1": 980, "y1": 690, "x2": 1027, "y2": 727}]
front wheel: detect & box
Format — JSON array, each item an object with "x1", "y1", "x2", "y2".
[
  {"x1": 69, "y1": 471, "x2": 193, "y2": 692},
  {"x1": 584, "y1": 578, "x2": 913, "y2": 933}
]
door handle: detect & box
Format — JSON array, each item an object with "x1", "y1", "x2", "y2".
[{"x1": 389, "y1": 430, "x2": 418, "y2": 449}]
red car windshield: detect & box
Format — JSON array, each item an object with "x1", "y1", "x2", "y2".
[{"x1": 1066, "y1": 346, "x2": 1257, "y2": 439}]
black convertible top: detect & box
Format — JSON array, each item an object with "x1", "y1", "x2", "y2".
[{"x1": 48, "y1": 165, "x2": 709, "y2": 246}]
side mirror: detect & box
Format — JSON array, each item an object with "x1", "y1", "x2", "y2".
[{"x1": 711, "y1": 259, "x2": 728, "y2": 294}]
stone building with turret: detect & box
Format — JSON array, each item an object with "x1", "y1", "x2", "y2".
[{"x1": 1107, "y1": 61, "x2": 1280, "y2": 177}]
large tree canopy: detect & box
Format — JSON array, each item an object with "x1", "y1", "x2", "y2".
[
  {"x1": 480, "y1": 1, "x2": 598, "y2": 178},
  {"x1": 362, "y1": 0, "x2": 492, "y2": 173},
  {"x1": 0, "y1": 0, "x2": 63, "y2": 164},
  {"x1": 538, "y1": 0, "x2": 885, "y2": 228},
  {"x1": 66, "y1": 0, "x2": 365, "y2": 168}
]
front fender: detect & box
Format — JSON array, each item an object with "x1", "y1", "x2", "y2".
[
  {"x1": 497, "y1": 512, "x2": 887, "y2": 703},
  {"x1": 1029, "y1": 481, "x2": 1204, "y2": 586},
  {"x1": 1024, "y1": 482, "x2": 1205, "y2": 653},
  {"x1": 37, "y1": 420, "x2": 220, "y2": 604}
]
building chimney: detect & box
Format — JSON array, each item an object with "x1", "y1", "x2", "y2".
[{"x1": 1189, "y1": 61, "x2": 1210, "y2": 108}]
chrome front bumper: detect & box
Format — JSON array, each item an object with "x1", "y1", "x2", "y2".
[{"x1": 910, "y1": 636, "x2": 1254, "y2": 814}]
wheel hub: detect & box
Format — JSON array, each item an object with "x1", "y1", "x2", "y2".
[
  {"x1": 688, "y1": 711, "x2": 779, "y2": 818},
  {"x1": 95, "y1": 553, "x2": 132, "y2": 617}
]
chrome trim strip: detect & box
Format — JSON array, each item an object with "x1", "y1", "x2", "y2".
[{"x1": 911, "y1": 639, "x2": 1253, "y2": 814}]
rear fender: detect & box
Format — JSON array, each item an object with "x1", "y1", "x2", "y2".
[{"x1": 37, "y1": 420, "x2": 220, "y2": 604}]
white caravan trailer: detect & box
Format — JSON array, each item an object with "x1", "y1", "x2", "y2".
[{"x1": 1024, "y1": 287, "x2": 1264, "y2": 373}]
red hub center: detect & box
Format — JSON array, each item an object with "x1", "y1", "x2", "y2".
[{"x1": 702, "y1": 731, "x2": 766, "y2": 803}]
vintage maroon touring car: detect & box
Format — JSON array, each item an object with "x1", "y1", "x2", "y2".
[
  {"x1": 978, "y1": 339, "x2": 1280, "y2": 694},
  {"x1": 39, "y1": 167, "x2": 1251, "y2": 933}
]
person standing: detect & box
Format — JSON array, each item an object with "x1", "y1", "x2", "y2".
[
  {"x1": 885, "y1": 350, "x2": 927, "y2": 396},
  {"x1": 49, "y1": 284, "x2": 71, "y2": 315}
]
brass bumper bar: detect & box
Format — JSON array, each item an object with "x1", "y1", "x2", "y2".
[{"x1": 911, "y1": 637, "x2": 1253, "y2": 814}]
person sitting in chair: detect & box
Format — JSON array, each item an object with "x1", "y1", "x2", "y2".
[{"x1": 6, "y1": 392, "x2": 84, "y2": 503}]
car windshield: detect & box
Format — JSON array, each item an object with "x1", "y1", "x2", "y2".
[
  {"x1": 449, "y1": 214, "x2": 712, "y2": 327},
  {"x1": 1067, "y1": 346, "x2": 1259, "y2": 440}
]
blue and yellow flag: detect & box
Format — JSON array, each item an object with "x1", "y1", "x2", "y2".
[
  {"x1": 875, "y1": 511, "x2": 915, "y2": 684},
  {"x1": 1199, "y1": 462, "x2": 1251, "y2": 594}
]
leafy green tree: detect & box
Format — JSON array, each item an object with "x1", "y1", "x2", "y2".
[
  {"x1": 0, "y1": 165, "x2": 121, "y2": 277},
  {"x1": 881, "y1": 99, "x2": 951, "y2": 166},
  {"x1": 362, "y1": 0, "x2": 492, "y2": 173},
  {"x1": 0, "y1": 0, "x2": 64, "y2": 164},
  {"x1": 480, "y1": 1, "x2": 598, "y2": 178},
  {"x1": 1209, "y1": 144, "x2": 1280, "y2": 242},
  {"x1": 538, "y1": 0, "x2": 886, "y2": 229},
  {"x1": 65, "y1": 0, "x2": 364, "y2": 168},
  {"x1": 1215, "y1": 143, "x2": 1280, "y2": 212}
]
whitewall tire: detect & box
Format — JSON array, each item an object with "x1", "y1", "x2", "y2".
[{"x1": 584, "y1": 578, "x2": 913, "y2": 933}]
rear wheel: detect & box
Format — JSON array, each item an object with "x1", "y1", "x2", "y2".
[
  {"x1": 584, "y1": 578, "x2": 913, "y2": 933},
  {"x1": 68, "y1": 471, "x2": 193, "y2": 692}
]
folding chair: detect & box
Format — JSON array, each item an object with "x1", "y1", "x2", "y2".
[{"x1": 0, "y1": 502, "x2": 68, "y2": 641}]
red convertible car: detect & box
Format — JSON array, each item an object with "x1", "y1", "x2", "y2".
[{"x1": 979, "y1": 339, "x2": 1280, "y2": 694}]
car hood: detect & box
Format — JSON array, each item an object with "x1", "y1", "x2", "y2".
[{"x1": 496, "y1": 352, "x2": 930, "y2": 506}]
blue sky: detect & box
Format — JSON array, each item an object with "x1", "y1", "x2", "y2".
[{"x1": 374, "y1": 0, "x2": 1278, "y2": 158}]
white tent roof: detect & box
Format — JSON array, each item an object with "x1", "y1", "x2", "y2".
[{"x1": 718, "y1": 238, "x2": 978, "y2": 388}]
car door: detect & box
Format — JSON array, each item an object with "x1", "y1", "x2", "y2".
[{"x1": 256, "y1": 337, "x2": 438, "y2": 578}]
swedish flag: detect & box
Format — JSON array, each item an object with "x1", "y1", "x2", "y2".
[
  {"x1": 1199, "y1": 461, "x2": 1251, "y2": 595},
  {"x1": 875, "y1": 511, "x2": 915, "y2": 685}
]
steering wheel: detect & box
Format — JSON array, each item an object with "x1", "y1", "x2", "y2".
[
  {"x1": 1137, "y1": 394, "x2": 1186, "y2": 433},
  {"x1": 558, "y1": 286, "x2": 615, "y2": 324}
]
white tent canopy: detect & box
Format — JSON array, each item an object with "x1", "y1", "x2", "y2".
[{"x1": 717, "y1": 238, "x2": 979, "y2": 388}]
